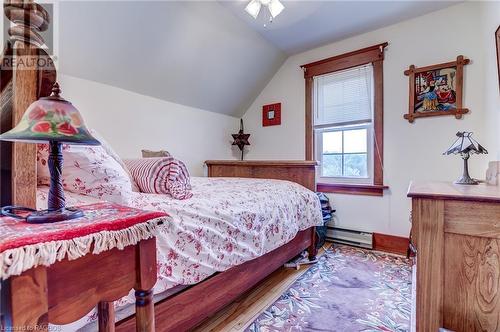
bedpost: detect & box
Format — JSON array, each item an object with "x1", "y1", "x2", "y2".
[
  {"x1": 1, "y1": 0, "x2": 55, "y2": 208},
  {"x1": 0, "y1": 3, "x2": 55, "y2": 327},
  {"x1": 308, "y1": 227, "x2": 317, "y2": 261}
]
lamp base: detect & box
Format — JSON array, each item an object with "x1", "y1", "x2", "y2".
[
  {"x1": 26, "y1": 207, "x2": 84, "y2": 224},
  {"x1": 454, "y1": 176, "x2": 479, "y2": 185},
  {"x1": 454, "y1": 155, "x2": 479, "y2": 185}
]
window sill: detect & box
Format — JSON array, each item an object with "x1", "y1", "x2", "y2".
[{"x1": 317, "y1": 183, "x2": 389, "y2": 196}]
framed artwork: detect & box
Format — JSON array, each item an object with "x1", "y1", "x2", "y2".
[
  {"x1": 262, "y1": 102, "x2": 281, "y2": 126},
  {"x1": 496, "y1": 25, "x2": 500, "y2": 92},
  {"x1": 403, "y1": 55, "x2": 470, "y2": 123}
]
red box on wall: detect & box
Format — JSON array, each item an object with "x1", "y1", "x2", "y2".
[{"x1": 262, "y1": 103, "x2": 281, "y2": 127}]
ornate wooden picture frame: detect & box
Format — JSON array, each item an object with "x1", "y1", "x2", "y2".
[
  {"x1": 496, "y1": 25, "x2": 500, "y2": 92},
  {"x1": 403, "y1": 55, "x2": 470, "y2": 123}
]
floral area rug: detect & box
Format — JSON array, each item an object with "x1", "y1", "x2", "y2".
[{"x1": 246, "y1": 245, "x2": 412, "y2": 332}]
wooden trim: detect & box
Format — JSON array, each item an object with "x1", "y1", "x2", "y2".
[
  {"x1": 305, "y1": 77, "x2": 314, "y2": 160},
  {"x1": 205, "y1": 160, "x2": 317, "y2": 167},
  {"x1": 373, "y1": 232, "x2": 409, "y2": 256},
  {"x1": 373, "y1": 60, "x2": 384, "y2": 186},
  {"x1": 304, "y1": 43, "x2": 387, "y2": 186},
  {"x1": 116, "y1": 228, "x2": 314, "y2": 332},
  {"x1": 301, "y1": 42, "x2": 388, "y2": 77},
  {"x1": 317, "y1": 183, "x2": 388, "y2": 196}
]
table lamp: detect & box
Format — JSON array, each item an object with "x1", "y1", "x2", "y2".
[
  {"x1": 0, "y1": 82, "x2": 99, "y2": 223},
  {"x1": 443, "y1": 132, "x2": 488, "y2": 185}
]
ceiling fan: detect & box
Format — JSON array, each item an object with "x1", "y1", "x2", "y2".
[{"x1": 245, "y1": 0, "x2": 285, "y2": 20}]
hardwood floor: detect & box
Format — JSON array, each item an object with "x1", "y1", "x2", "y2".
[{"x1": 194, "y1": 243, "x2": 333, "y2": 332}]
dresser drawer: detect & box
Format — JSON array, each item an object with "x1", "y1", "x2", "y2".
[{"x1": 444, "y1": 200, "x2": 500, "y2": 239}]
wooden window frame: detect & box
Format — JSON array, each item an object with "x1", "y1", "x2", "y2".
[{"x1": 301, "y1": 42, "x2": 388, "y2": 196}]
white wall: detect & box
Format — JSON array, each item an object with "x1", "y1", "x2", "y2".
[
  {"x1": 480, "y1": 1, "x2": 500, "y2": 160},
  {"x1": 59, "y1": 74, "x2": 239, "y2": 176},
  {"x1": 243, "y1": 3, "x2": 496, "y2": 236}
]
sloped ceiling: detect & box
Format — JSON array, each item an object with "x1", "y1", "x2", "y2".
[
  {"x1": 58, "y1": 1, "x2": 286, "y2": 117},
  {"x1": 221, "y1": 1, "x2": 460, "y2": 55},
  {"x1": 57, "y1": 1, "x2": 459, "y2": 117}
]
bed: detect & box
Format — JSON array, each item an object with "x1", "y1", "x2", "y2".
[
  {"x1": 0, "y1": 2, "x2": 321, "y2": 331},
  {"x1": 37, "y1": 177, "x2": 322, "y2": 331}
]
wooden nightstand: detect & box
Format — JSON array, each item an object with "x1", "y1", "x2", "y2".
[
  {"x1": 1, "y1": 203, "x2": 165, "y2": 332},
  {"x1": 205, "y1": 160, "x2": 317, "y2": 191}
]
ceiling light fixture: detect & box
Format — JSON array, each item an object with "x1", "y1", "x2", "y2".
[{"x1": 245, "y1": 0, "x2": 284, "y2": 20}]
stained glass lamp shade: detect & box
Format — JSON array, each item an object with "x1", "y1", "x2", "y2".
[
  {"x1": 443, "y1": 132, "x2": 488, "y2": 185},
  {"x1": 0, "y1": 83, "x2": 99, "y2": 223}
]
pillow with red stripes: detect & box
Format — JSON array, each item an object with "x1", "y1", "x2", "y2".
[{"x1": 123, "y1": 157, "x2": 193, "y2": 200}]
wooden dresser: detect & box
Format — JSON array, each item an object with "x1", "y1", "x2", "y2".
[
  {"x1": 408, "y1": 181, "x2": 500, "y2": 332},
  {"x1": 205, "y1": 160, "x2": 317, "y2": 191}
]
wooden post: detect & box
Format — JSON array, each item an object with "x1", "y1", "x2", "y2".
[
  {"x1": 98, "y1": 302, "x2": 116, "y2": 332},
  {"x1": 3, "y1": 0, "x2": 53, "y2": 208},
  {"x1": 308, "y1": 227, "x2": 317, "y2": 261},
  {"x1": 413, "y1": 198, "x2": 444, "y2": 332},
  {"x1": 1, "y1": 1, "x2": 53, "y2": 329},
  {"x1": 11, "y1": 44, "x2": 38, "y2": 207},
  {"x1": 134, "y1": 238, "x2": 157, "y2": 332}
]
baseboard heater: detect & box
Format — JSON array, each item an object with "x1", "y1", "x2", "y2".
[{"x1": 326, "y1": 225, "x2": 373, "y2": 249}]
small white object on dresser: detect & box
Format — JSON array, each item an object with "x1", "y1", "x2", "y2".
[{"x1": 485, "y1": 161, "x2": 500, "y2": 185}]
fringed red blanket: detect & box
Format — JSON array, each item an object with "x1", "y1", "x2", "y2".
[{"x1": 0, "y1": 202, "x2": 168, "y2": 280}]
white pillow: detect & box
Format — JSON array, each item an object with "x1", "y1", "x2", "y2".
[
  {"x1": 90, "y1": 130, "x2": 140, "y2": 192},
  {"x1": 37, "y1": 144, "x2": 133, "y2": 205}
]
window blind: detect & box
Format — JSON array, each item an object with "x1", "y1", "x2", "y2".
[{"x1": 313, "y1": 64, "x2": 373, "y2": 128}]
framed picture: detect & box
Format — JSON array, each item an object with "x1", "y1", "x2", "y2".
[
  {"x1": 496, "y1": 25, "x2": 500, "y2": 92},
  {"x1": 262, "y1": 102, "x2": 281, "y2": 126},
  {"x1": 403, "y1": 55, "x2": 470, "y2": 123}
]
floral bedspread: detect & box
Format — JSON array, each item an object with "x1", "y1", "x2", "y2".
[{"x1": 37, "y1": 177, "x2": 322, "y2": 330}]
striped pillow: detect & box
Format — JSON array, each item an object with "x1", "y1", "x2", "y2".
[{"x1": 124, "y1": 157, "x2": 192, "y2": 200}]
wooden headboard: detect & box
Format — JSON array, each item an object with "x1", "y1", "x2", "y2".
[{"x1": 0, "y1": 0, "x2": 56, "y2": 208}]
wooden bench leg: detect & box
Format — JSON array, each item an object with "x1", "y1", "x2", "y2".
[
  {"x1": 135, "y1": 289, "x2": 154, "y2": 332},
  {"x1": 134, "y1": 238, "x2": 157, "y2": 332},
  {"x1": 98, "y1": 301, "x2": 115, "y2": 332}
]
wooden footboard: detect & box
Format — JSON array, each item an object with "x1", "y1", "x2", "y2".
[
  {"x1": 116, "y1": 227, "x2": 315, "y2": 332},
  {"x1": 205, "y1": 160, "x2": 318, "y2": 192}
]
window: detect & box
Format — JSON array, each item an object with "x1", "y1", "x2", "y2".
[
  {"x1": 314, "y1": 65, "x2": 374, "y2": 184},
  {"x1": 301, "y1": 43, "x2": 387, "y2": 196},
  {"x1": 318, "y1": 127, "x2": 370, "y2": 178}
]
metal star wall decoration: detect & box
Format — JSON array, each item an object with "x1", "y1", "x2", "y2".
[{"x1": 232, "y1": 119, "x2": 250, "y2": 160}]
